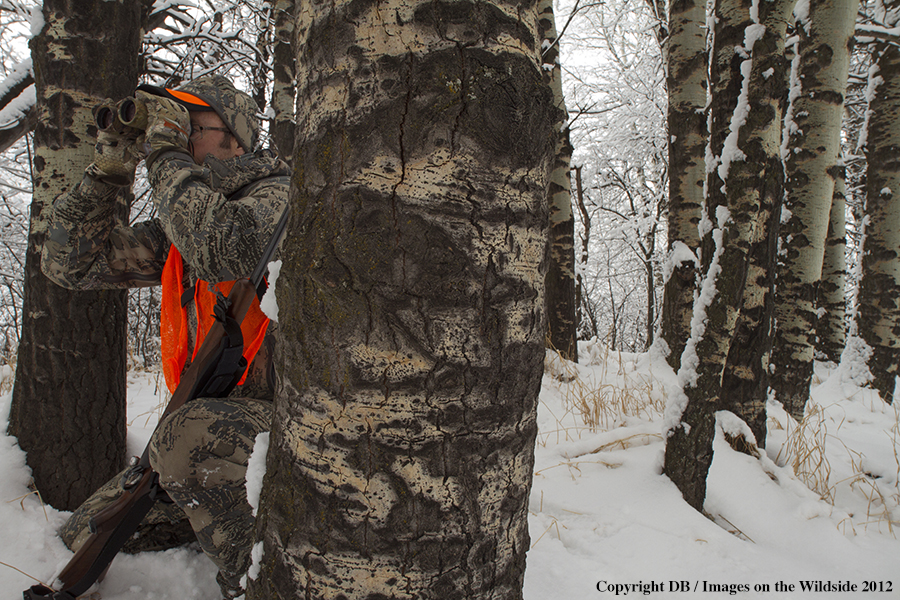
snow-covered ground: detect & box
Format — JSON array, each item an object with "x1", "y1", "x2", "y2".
[{"x1": 1, "y1": 342, "x2": 898, "y2": 600}]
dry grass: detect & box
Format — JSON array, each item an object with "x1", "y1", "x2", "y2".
[
  {"x1": 777, "y1": 402, "x2": 834, "y2": 503},
  {"x1": 126, "y1": 370, "x2": 168, "y2": 430},
  {"x1": 830, "y1": 403, "x2": 900, "y2": 535},
  {"x1": 543, "y1": 347, "x2": 665, "y2": 434},
  {"x1": 6, "y1": 485, "x2": 49, "y2": 520},
  {"x1": 775, "y1": 398, "x2": 900, "y2": 534},
  {"x1": 0, "y1": 559, "x2": 46, "y2": 585},
  {"x1": 0, "y1": 351, "x2": 15, "y2": 395}
]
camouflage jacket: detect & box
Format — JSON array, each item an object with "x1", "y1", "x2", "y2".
[{"x1": 41, "y1": 148, "x2": 291, "y2": 397}]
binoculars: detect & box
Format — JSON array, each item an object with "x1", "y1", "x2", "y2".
[{"x1": 95, "y1": 96, "x2": 149, "y2": 132}]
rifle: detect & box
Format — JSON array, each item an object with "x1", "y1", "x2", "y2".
[{"x1": 24, "y1": 206, "x2": 290, "y2": 600}]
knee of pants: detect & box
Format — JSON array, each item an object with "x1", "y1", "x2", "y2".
[{"x1": 148, "y1": 398, "x2": 272, "y2": 489}]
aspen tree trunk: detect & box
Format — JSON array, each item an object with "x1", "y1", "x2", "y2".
[
  {"x1": 718, "y1": 0, "x2": 795, "y2": 449},
  {"x1": 646, "y1": 0, "x2": 669, "y2": 48},
  {"x1": 662, "y1": 0, "x2": 706, "y2": 370},
  {"x1": 771, "y1": 0, "x2": 857, "y2": 421},
  {"x1": 859, "y1": 0, "x2": 900, "y2": 404},
  {"x1": 249, "y1": 0, "x2": 554, "y2": 597},
  {"x1": 540, "y1": 0, "x2": 578, "y2": 361},
  {"x1": 6, "y1": 0, "x2": 146, "y2": 511},
  {"x1": 574, "y1": 165, "x2": 593, "y2": 339},
  {"x1": 252, "y1": 6, "x2": 273, "y2": 113},
  {"x1": 269, "y1": 0, "x2": 296, "y2": 162},
  {"x1": 817, "y1": 173, "x2": 848, "y2": 364},
  {"x1": 664, "y1": 0, "x2": 794, "y2": 509}
]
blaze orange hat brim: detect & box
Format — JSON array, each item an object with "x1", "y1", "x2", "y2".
[{"x1": 136, "y1": 84, "x2": 214, "y2": 111}]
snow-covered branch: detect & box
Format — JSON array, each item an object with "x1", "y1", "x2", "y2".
[{"x1": 0, "y1": 58, "x2": 34, "y2": 154}]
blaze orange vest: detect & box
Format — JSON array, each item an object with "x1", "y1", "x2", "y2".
[{"x1": 160, "y1": 244, "x2": 270, "y2": 394}]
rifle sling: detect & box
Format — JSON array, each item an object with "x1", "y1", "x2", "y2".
[{"x1": 194, "y1": 304, "x2": 248, "y2": 400}]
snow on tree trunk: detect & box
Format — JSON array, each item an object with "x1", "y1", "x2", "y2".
[
  {"x1": 540, "y1": 0, "x2": 578, "y2": 362},
  {"x1": 664, "y1": 0, "x2": 794, "y2": 510},
  {"x1": 248, "y1": 0, "x2": 554, "y2": 597},
  {"x1": 661, "y1": 0, "x2": 706, "y2": 370},
  {"x1": 859, "y1": 0, "x2": 900, "y2": 404},
  {"x1": 817, "y1": 172, "x2": 848, "y2": 364},
  {"x1": 771, "y1": 0, "x2": 857, "y2": 422},
  {"x1": 6, "y1": 0, "x2": 145, "y2": 511}
]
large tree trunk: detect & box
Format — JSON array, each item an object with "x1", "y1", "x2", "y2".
[
  {"x1": 858, "y1": 0, "x2": 900, "y2": 404},
  {"x1": 663, "y1": 0, "x2": 794, "y2": 510},
  {"x1": 770, "y1": 0, "x2": 857, "y2": 421},
  {"x1": 6, "y1": 1, "x2": 146, "y2": 511},
  {"x1": 661, "y1": 0, "x2": 706, "y2": 370},
  {"x1": 540, "y1": 0, "x2": 578, "y2": 361},
  {"x1": 248, "y1": 0, "x2": 554, "y2": 597}
]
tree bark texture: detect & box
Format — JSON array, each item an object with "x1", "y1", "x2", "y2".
[
  {"x1": 859, "y1": 1, "x2": 900, "y2": 404},
  {"x1": 664, "y1": 0, "x2": 793, "y2": 508},
  {"x1": 771, "y1": 0, "x2": 856, "y2": 421},
  {"x1": 573, "y1": 166, "x2": 595, "y2": 340},
  {"x1": 662, "y1": 0, "x2": 706, "y2": 371},
  {"x1": 718, "y1": 0, "x2": 792, "y2": 447},
  {"x1": 249, "y1": 0, "x2": 554, "y2": 597},
  {"x1": 253, "y1": 7, "x2": 273, "y2": 114},
  {"x1": 816, "y1": 173, "x2": 848, "y2": 364},
  {"x1": 270, "y1": 0, "x2": 296, "y2": 162},
  {"x1": 539, "y1": 0, "x2": 577, "y2": 361},
  {"x1": 6, "y1": 0, "x2": 146, "y2": 511}
]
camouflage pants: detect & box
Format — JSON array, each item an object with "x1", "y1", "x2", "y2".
[{"x1": 60, "y1": 397, "x2": 272, "y2": 599}]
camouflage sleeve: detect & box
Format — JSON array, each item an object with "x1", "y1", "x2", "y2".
[
  {"x1": 148, "y1": 151, "x2": 289, "y2": 283},
  {"x1": 41, "y1": 174, "x2": 169, "y2": 290}
]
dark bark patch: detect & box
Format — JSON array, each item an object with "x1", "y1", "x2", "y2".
[{"x1": 413, "y1": 0, "x2": 535, "y2": 50}]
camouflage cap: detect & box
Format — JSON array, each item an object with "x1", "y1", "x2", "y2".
[{"x1": 139, "y1": 75, "x2": 259, "y2": 153}]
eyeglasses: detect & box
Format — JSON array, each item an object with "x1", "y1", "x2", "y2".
[{"x1": 189, "y1": 124, "x2": 230, "y2": 140}]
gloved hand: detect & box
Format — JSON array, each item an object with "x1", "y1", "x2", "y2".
[
  {"x1": 135, "y1": 90, "x2": 191, "y2": 167},
  {"x1": 84, "y1": 104, "x2": 144, "y2": 186}
]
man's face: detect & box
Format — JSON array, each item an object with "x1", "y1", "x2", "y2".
[{"x1": 188, "y1": 111, "x2": 244, "y2": 163}]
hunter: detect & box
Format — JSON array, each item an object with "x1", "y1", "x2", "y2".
[{"x1": 41, "y1": 75, "x2": 289, "y2": 599}]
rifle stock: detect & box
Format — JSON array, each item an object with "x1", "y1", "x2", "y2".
[{"x1": 53, "y1": 462, "x2": 158, "y2": 595}]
